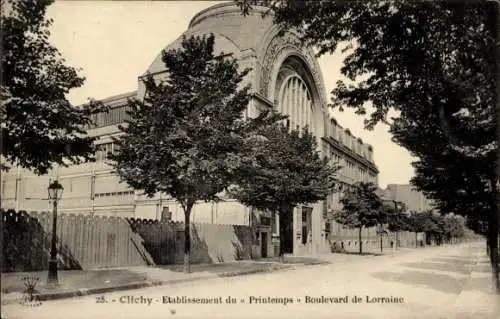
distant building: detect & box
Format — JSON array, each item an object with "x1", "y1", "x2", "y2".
[
  {"x1": 0, "y1": 3, "x2": 379, "y2": 257},
  {"x1": 383, "y1": 184, "x2": 435, "y2": 212}
]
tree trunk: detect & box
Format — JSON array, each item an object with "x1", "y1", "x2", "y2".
[
  {"x1": 415, "y1": 232, "x2": 418, "y2": 248},
  {"x1": 249, "y1": 207, "x2": 254, "y2": 260},
  {"x1": 487, "y1": 237, "x2": 491, "y2": 258},
  {"x1": 278, "y1": 205, "x2": 291, "y2": 263},
  {"x1": 279, "y1": 212, "x2": 285, "y2": 263},
  {"x1": 489, "y1": 209, "x2": 500, "y2": 293},
  {"x1": 183, "y1": 202, "x2": 194, "y2": 274},
  {"x1": 494, "y1": 0, "x2": 500, "y2": 295},
  {"x1": 358, "y1": 226, "x2": 363, "y2": 254},
  {"x1": 395, "y1": 231, "x2": 399, "y2": 249},
  {"x1": 379, "y1": 227, "x2": 383, "y2": 253}
]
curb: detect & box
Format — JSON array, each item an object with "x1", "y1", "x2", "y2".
[
  {"x1": 0, "y1": 277, "x2": 209, "y2": 306},
  {"x1": 1, "y1": 265, "x2": 298, "y2": 306}
]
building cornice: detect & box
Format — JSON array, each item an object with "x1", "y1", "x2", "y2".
[{"x1": 322, "y1": 136, "x2": 379, "y2": 174}]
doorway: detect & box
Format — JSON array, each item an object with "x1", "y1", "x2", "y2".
[{"x1": 261, "y1": 232, "x2": 268, "y2": 258}]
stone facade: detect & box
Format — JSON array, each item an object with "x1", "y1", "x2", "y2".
[{"x1": 0, "y1": 3, "x2": 379, "y2": 257}]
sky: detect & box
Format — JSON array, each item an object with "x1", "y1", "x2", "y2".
[{"x1": 46, "y1": 1, "x2": 416, "y2": 189}]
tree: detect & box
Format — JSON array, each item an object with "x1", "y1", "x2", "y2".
[
  {"x1": 426, "y1": 212, "x2": 446, "y2": 246},
  {"x1": 237, "y1": 0, "x2": 500, "y2": 293},
  {"x1": 333, "y1": 182, "x2": 383, "y2": 254},
  {"x1": 112, "y1": 33, "x2": 257, "y2": 273},
  {"x1": 406, "y1": 211, "x2": 429, "y2": 248},
  {"x1": 443, "y1": 214, "x2": 466, "y2": 244},
  {"x1": 385, "y1": 202, "x2": 408, "y2": 249},
  {"x1": 1, "y1": 0, "x2": 104, "y2": 175},
  {"x1": 230, "y1": 121, "x2": 339, "y2": 262}
]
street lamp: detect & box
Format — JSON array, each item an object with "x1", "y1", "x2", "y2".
[
  {"x1": 47, "y1": 180, "x2": 63, "y2": 289},
  {"x1": 381, "y1": 199, "x2": 405, "y2": 252},
  {"x1": 392, "y1": 200, "x2": 405, "y2": 249},
  {"x1": 378, "y1": 200, "x2": 392, "y2": 253}
]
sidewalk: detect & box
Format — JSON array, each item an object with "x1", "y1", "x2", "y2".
[
  {"x1": 0, "y1": 244, "x2": 461, "y2": 307},
  {"x1": 451, "y1": 252, "x2": 500, "y2": 319},
  {"x1": 0, "y1": 258, "x2": 314, "y2": 306}
]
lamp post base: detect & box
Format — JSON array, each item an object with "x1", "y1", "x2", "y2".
[{"x1": 46, "y1": 259, "x2": 59, "y2": 289}]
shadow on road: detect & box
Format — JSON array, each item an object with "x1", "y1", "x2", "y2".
[
  {"x1": 400, "y1": 262, "x2": 474, "y2": 275},
  {"x1": 428, "y1": 256, "x2": 478, "y2": 263},
  {"x1": 460, "y1": 276, "x2": 497, "y2": 293},
  {"x1": 370, "y1": 253, "x2": 481, "y2": 294},
  {"x1": 372, "y1": 251, "x2": 496, "y2": 294},
  {"x1": 435, "y1": 255, "x2": 478, "y2": 259},
  {"x1": 371, "y1": 270, "x2": 467, "y2": 294}
]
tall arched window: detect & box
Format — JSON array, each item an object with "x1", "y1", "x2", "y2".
[{"x1": 277, "y1": 75, "x2": 314, "y2": 132}]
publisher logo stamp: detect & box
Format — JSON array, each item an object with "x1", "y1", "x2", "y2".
[{"x1": 19, "y1": 276, "x2": 42, "y2": 307}]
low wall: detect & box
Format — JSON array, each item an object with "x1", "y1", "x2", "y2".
[{"x1": 328, "y1": 222, "x2": 425, "y2": 253}]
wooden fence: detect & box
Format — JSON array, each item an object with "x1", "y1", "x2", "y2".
[{"x1": 1, "y1": 209, "x2": 252, "y2": 272}]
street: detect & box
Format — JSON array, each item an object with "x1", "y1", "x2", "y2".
[{"x1": 3, "y1": 242, "x2": 499, "y2": 319}]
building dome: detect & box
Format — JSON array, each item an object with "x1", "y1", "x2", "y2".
[
  {"x1": 138, "y1": 3, "x2": 274, "y2": 99},
  {"x1": 138, "y1": 2, "x2": 327, "y2": 126}
]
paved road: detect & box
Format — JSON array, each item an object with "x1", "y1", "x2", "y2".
[{"x1": 3, "y1": 242, "x2": 499, "y2": 319}]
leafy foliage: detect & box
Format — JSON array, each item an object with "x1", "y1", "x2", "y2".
[
  {"x1": 386, "y1": 206, "x2": 409, "y2": 233},
  {"x1": 405, "y1": 211, "x2": 428, "y2": 234},
  {"x1": 334, "y1": 182, "x2": 384, "y2": 229},
  {"x1": 236, "y1": 0, "x2": 497, "y2": 231},
  {"x1": 237, "y1": 0, "x2": 499, "y2": 289},
  {"x1": 111, "y1": 33, "x2": 261, "y2": 271},
  {"x1": 1, "y1": 0, "x2": 105, "y2": 175},
  {"x1": 239, "y1": 1, "x2": 495, "y2": 147},
  {"x1": 333, "y1": 182, "x2": 386, "y2": 254},
  {"x1": 231, "y1": 121, "x2": 339, "y2": 213},
  {"x1": 465, "y1": 213, "x2": 489, "y2": 236},
  {"x1": 442, "y1": 214, "x2": 466, "y2": 240},
  {"x1": 113, "y1": 33, "x2": 254, "y2": 208},
  {"x1": 230, "y1": 119, "x2": 339, "y2": 259},
  {"x1": 405, "y1": 210, "x2": 467, "y2": 242}
]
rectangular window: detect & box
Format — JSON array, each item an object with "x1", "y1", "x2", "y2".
[
  {"x1": 260, "y1": 216, "x2": 271, "y2": 226},
  {"x1": 95, "y1": 147, "x2": 103, "y2": 162},
  {"x1": 91, "y1": 105, "x2": 130, "y2": 128},
  {"x1": 271, "y1": 214, "x2": 277, "y2": 235},
  {"x1": 94, "y1": 142, "x2": 119, "y2": 162},
  {"x1": 302, "y1": 226, "x2": 308, "y2": 245}
]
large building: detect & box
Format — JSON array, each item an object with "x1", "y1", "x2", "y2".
[
  {"x1": 0, "y1": 3, "x2": 378, "y2": 257},
  {"x1": 383, "y1": 184, "x2": 435, "y2": 213}
]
